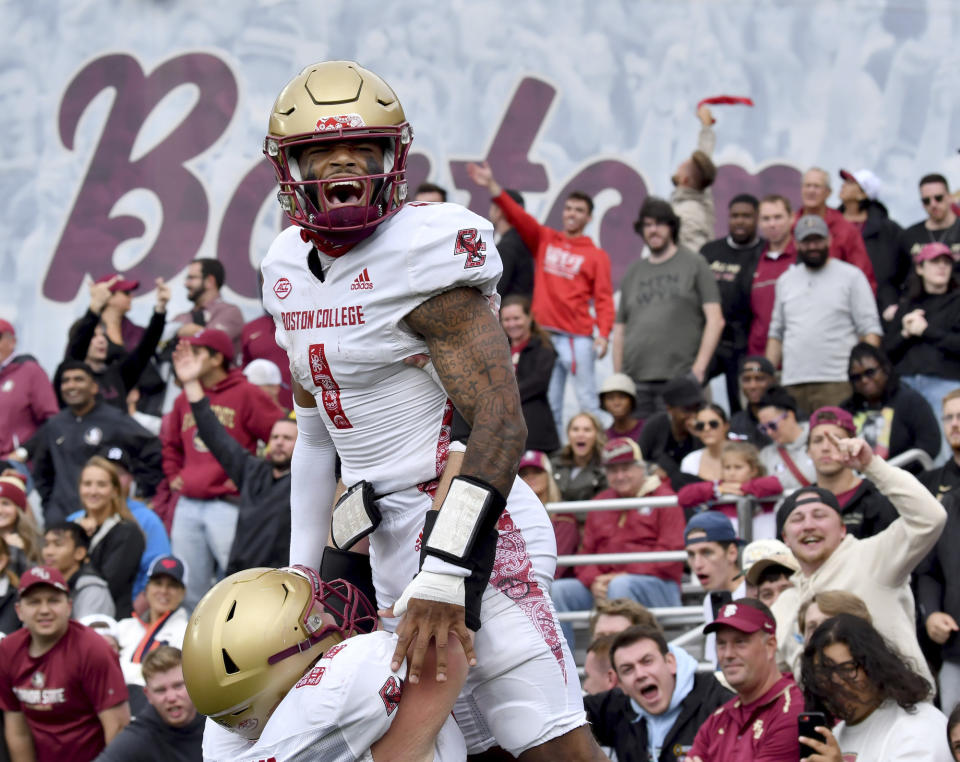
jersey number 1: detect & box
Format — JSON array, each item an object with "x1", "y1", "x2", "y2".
[{"x1": 308, "y1": 344, "x2": 353, "y2": 430}]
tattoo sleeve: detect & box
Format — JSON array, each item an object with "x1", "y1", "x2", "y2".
[{"x1": 405, "y1": 287, "x2": 526, "y2": 496}]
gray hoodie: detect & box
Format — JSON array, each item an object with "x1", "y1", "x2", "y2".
[{"x1": 68, "y1": 562, "x2": 116, "y2": 620}]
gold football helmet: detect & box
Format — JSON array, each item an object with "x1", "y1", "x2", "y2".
[
  {"x1": 181, "y1": 565, "x2": 377, "y2": 740},
  {"x1": 263, "y1": 60, "x2": 413, "y2": 244}
]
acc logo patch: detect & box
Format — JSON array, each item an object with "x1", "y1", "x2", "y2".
[
  {"x1": 454, "y1": 228, "x2": 487, "y2": 269},
  {"x1": 274, "y1": 278, "x2": 292, "y2": 299},
  {"x1": 379, "y1": 675, "x2": 402, "y2": 716}
]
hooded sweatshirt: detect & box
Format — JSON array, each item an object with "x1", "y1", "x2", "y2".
[
  {"x1": 161, "y1": 369, "x2": 282, "y2": 499},
  {"x1": 67, "y1": 561, "x2": 116, "y2": 620},
  {"x1": 493, "y1": 191, "x2": 614, "y2": 339},
  {"x1": 94, "y1": 703, "x2": 205, "y2": 762},
  {"x1": 632, "y1": 644, "x2": 697, "y2": 759}
]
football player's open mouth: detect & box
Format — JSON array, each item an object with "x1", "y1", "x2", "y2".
[{"x1": 324, "y1": 179, "x2": 366, "y2": 207}]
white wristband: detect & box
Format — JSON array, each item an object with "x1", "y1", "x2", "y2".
[{"x1": 392, "y1": 570, "x2": 465, "y2": 618}]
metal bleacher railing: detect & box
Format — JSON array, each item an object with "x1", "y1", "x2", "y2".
[{"x1": 545, "y1": 447, "x2": 933, "y2": 658}]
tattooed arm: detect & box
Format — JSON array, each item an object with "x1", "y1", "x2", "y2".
[{"x1": 404, "y1": 286, "x2": 526, "y2": 496}]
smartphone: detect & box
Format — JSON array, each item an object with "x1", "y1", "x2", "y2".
[{"x1": 798, "y1": 712, "x2": 827, "y2": 759}]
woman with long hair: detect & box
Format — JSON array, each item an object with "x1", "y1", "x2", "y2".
[
  {"x1": 884, "y1": 242, "x2": 960, "y2": 462},
  {"x1": 841, "y1": 342, "x2": 941, "y2": 462},
  {"x1": 74, "y1": 456, "x2": 146, "y2": 616},
  {"x1": 499, "y1": 295, "x2": 560, "y2": 453},
  {"x1": 551, "y1": 412, "x2": 607, "y2": 502},
  {"x1": 517, "y1": 450, "x2": 573, "y2": 579},
  {"x1": 679, "y1": 404, "x2": 730, "y2": 481},
  {"x1": 801, "y1": 613, "x2": 950, "y2": 761},
  {"x1": 0, "y1": 473, "x2": 41, "y2": 569}
]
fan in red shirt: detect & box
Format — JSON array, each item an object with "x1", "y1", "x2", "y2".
[
  {"x1": 685, "y1": 598, "x2": 803, "y2": 762},
  {"x1": 0, "y1": 566, "x2": 129, "y2": 762}
]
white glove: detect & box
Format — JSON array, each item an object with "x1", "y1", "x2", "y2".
[{"x1": 392, "y1": 567, "x2": 466, "y2": 618}]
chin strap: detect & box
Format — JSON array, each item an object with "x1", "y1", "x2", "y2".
[{"x1": 300, "y1": 229, "x2": 356, "y2": 258}]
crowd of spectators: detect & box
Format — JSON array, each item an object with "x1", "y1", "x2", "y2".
[{"x1": 2, "y1": 109, "x2": 960, "y2": 760}]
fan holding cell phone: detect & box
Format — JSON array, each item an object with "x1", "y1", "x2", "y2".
[{"x1": 800, "y1": 613, "x2": 953, "y2": 761}]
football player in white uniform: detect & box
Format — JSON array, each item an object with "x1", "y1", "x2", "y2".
[
  {"x1": 259, "y1": 61, "x2": 605, "y2": 760},
  {"x1": 183, "y1": 561, "x2": 467, "y2": 761}
]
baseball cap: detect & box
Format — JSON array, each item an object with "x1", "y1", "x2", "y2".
[
  {"x1": 839, "y1": 169, "x2": 881, "y2": 201},
  {"x1": 795, "y1": 214, "x2": 830, "y2": 241},
  {"x1": 99, "y1": 446, "x2": 133, "y2": 474},
  {"x1": 243, "y1": 358, "x2": 282, "y2": 385},
  {"x1": 741, "y1": 538, "x2": 792, "y2": 575},
  {"x1": 148, "y1": 555, "x2": 185, "y2": 585},
  {"x1": 184, "y1": 328, "x2": 234, "y2": 363},
  {"x1": 662, "y1": 376, "x2": 704, "y2": 408},
  {"x1": 602, "y1": 437, "x2": 644, "y2": 467},
  {"x1": 18, "y1": 566, "x2": 69, "y2": 597},
  {"x1": 0, "y1": 474, "x2": 27, "y2": 510},
  {"x1": 776, "y1": 486, "x2": 842, "y2": 535},
  {"x1": 95, "y1": 273, "x2": 140, "y2": 293},
  {"x1": 0, "y1": 319, "x2": 14, "y2": 338},
  {"x1": 739, "y1": 356, "x2": 775, "y2": 377},
  {"x1": 914, "y1": 242, "x2": 956, "y2": 264},
  {"x1": 79, "y1": 613, "x2": 119, "y2": 640},
  {"x1": 757, "y1": 386, "x2": 798, "y2": 414},
  {"x1": 518, "y1": 450, "x2": 551, "y2": 472},
  {"x1": 808, "y1": 406, "x2": 856, "y2": 437},
  {"x1": 703, "y1": 600, "x2": 776, "y2": 635},
  {"x1": 745, "y1": 554, "x2": 800, "y2": 587},
  {"x1": 684, "y1": 511, "x2": 742, "y2": 546}
]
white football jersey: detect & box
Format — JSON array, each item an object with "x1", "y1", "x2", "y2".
[
  {"x1": 201, "y1": 630, "x2": 464, "y2": 761},
  {"x1": 261, "y1": 202, "x2": 501, "y2": 494}
]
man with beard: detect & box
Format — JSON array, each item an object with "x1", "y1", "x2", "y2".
[
  {"x1": 700, "y1": 194, "x2": 764, "y2": 414},
  {"x1": 766, "y1": 215, "x2": 881, "y2": 412},
  {"x1": 898, "y1": 173, "x2": 960, "y2": 269},
  {"x1": 170, "y1": 259, "x2": 244, "y2": 360},
  {"x1": 920, "y1": 388, "x2": 960, "y2": 501},
  {"x1": 171, "y1": 342, "x2": 295, "y2": 575},
  {"x1": 615, "y1": 197, "x2": 724, "y2": 419}
]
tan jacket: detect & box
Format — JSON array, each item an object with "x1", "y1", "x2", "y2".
[
  {"x1": 771, "y1": 456, "x2": 946, "y2": 686},
  {"x1": 671, "y1": 124, "x2": 716, "y2": 253}
]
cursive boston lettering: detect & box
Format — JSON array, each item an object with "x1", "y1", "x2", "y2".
[{"x1": 281, "y1": 306, "x2": 365, "y2": 331}]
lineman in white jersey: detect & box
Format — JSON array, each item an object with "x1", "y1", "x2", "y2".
[
  {"x1": 184, "y1": 563, "x2": 467, "y2": 761},
  {"x1": 260, "y1": 61, "x2": 605, "y2": 759}
]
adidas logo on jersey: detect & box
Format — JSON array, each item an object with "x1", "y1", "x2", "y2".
[{"x1": 350, "y1": 268, "x2": 373, "y2": 290}]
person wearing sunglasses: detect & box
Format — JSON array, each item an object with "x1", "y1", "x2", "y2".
[
  {"x1": 680, "y1": 405, "x2": 730, "y2": 482},
  {"x1": 839, "y1": 342, "x2": 942, "y2": 464},
  {"x1": 756, "y1": 387, "x2": 816, "y2": 493},
  {"x1": 799, "y1": 614, "x2": 951, "y2": 762},
  {"x1": 898, "y1": 173, "x2": 960, "y2": 276},
  {"x1": 884, "y1": 241, "x2": 960, "y2": 466}
]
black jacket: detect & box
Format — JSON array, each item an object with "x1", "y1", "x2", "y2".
[
  {"x1": 31, "y1": 401, "x2": 163, "y2": 524},
  {"x1": 551, "y1": 454, "x2": 606, "y2": 502},
  {"x1": 638, "y1": 412, "x2": 703, "y2": 487},
  {"x1": 840, "y1": 376, "x2": 942, "y2": 463},
  {"x1": 917, "y1": 494, "x2": 960, "y2": 662},
  {"x1": 515, "y1": 335, "x2": 560, "y2": 453},
  {"x1": 840, "y1": 201, "x2": 907, "y2": 313},
  {"x1": 190, "y1": 398, "x2": 291, "y2": 574},
  {"x1": 837, "y1": 478, "x2": 898, "y2": 539},
  {"x1": 0, "y1": 576, "x2": 18, "y2": 636},
  {"x1": 584, "y1": 674, "x2": 733, "y2": 762},
  {"x1": 94, "y1": 704, "x2": 205, "y2": 762},
  {"x1": 59, "y1": 308, "x2": 166, "y2": 411},
  {"x1": 88, "y1": 518, "x2": 146, "y2": 618},
  {"x1": 884, "y1": 290, "x2": 960, "y2": 381},
  {"x1": 919, "y1": 458, "x2": 960, "y2": 503},
  {"x1": 496, "y1": 228, "x2": 535, "y2": 300}
]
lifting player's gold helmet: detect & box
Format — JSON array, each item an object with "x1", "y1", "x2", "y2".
[
  {"x1": 181, "y1": 565, "x2": 377, "y2": 741},
  {"x1": 263, "y1": 60, "x2": 413, "y2": 245}
]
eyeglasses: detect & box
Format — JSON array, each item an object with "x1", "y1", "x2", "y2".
[
  {"x1": 848, "y1": 367, "x2": 880, "y2": 384},
  {"x1": 922, "y1": 194, "x2": 946, "y2": 206},
  {"x1": 694, "y1": 420, "x2": 723, "y2": 432},
  {"x1": 757, "y1": 410, "x2": 788, "y2": 434},
  {"x1": 819, "y1": 659, "x2": 861, "y2": 681}
]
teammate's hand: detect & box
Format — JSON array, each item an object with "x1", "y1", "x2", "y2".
[
  {"x1": 154, "y1": 278, "x2": 171, "y2": 312},
  {"x1": 823, "y1": 431, "x2": 873, "y2": 471},
  {"x1": 381, "y1": 598, "x2": 477, "y2": 684},
  {"x1": 90, "y1": 276, "x2": 119, "y2": 314}
]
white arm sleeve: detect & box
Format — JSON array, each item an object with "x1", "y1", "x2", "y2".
[{"x1": 289, "y1": 402, "x2": 338, "y2": 570}]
